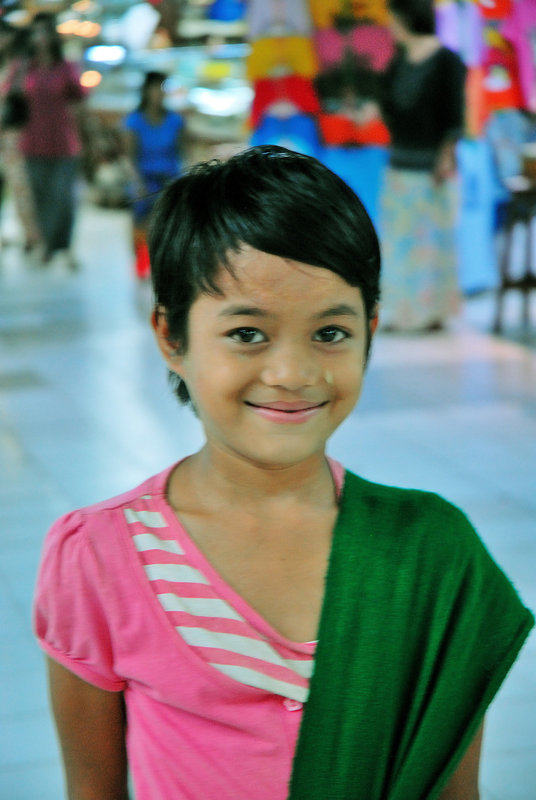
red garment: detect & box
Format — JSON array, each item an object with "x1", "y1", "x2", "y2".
[
  {"x1": 318, "y1": 112, "x2": 390, "y2": 146},
  {"x1": 20, "y1": 60, "x2": 85, "y2": 158},
  {"x1": 134, "y1": 235, "x2": 151, "y2": 281},
  {"x1": 250, "y1": 76, "x2": 320, "y2": 126},
  {"x1": 482, "y1": 45, "x2": 524, "y2": 113},
  {"x1": 476, "y1": 0, "x2": 512, "y2": 21}
]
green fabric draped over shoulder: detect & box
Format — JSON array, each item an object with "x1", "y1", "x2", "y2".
[{"x1": 288, "y1": 471, "x2": 534, "y2": 800}]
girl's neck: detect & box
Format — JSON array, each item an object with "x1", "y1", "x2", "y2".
[
  {"x1": 35, "y1": 52, "x2": 55, "y2": 68},
  {"x1": 170, "y1": 446, "x2": 337, "y2": 515},
  {"x1": 144, "y1": 105, "x2": 165, "y2": 123},
  {"x1": 404, "y1": 34, "x2": 440, "y2": 63}
]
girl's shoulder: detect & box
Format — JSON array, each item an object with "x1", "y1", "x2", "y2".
[
  {"x1": 43, "y1": 462, "x2": 176, "y2": 551},
  {"x1": 340, "y1": 469, "x2": 480, "y2": 554},
  {"x1": 164, "y1": 109, "x2": 184, "y2": 128},
  {"x1": 124, "y1": 108, "x2": 144, "y2": 127}
]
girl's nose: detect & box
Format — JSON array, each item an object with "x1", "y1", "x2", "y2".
[{"x1": 260, "y1": 344, "x2": 321, "y2": 390}]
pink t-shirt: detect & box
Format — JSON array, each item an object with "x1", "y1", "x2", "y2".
[
  {"x1": 34, "y1": 458, "x2": 345, "y2": 800},
  {"x1": 501, "y1": 0, "x2": 536, "y2": 112},
  {"x1": 20, "y1": 60, "x2": 85, "y2": 158}
]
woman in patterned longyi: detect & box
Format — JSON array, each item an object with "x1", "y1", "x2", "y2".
[{"x1": 377, "y1": 0, "x2": 467, "y2": 332}]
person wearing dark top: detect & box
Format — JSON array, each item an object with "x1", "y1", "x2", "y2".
[{"x1": 378, "y1": 0, "x2": 466, "y2": 332}]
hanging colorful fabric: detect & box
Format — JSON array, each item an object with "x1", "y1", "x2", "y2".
[
  {"x1": 250, "y1": 75, "x2": 320, "y2": 126},
  {"x1": 476, "y1": 0, "x2": 512, "y2": 21},
  {"x1": 248, "y1": 0, "x2": 312, "y2": 39},
  {"x1": 247, "y1": 36, "x2": 318, "y2": 81}
]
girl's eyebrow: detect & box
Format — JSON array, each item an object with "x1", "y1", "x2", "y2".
[
  {"x1": 218, "y1": 305, "x2": 268, "y2": 318},
  {"x1": 218, "y1": 303, "x2": 361, "y2": 319},
  {"x1": 315, "y1": 304, "x2": 361, "y2": 319}
]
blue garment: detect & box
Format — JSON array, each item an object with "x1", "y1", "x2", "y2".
[
  {"x1": 124, "y1": 109, "x2": 183, "y2": 176},
  {"x1": 319, "y1": 146, "x2": 388, "y2": 230},
  {"x1": 208, "y1": 0, "x2": 246, "y2": 21},
  {"x1": 485, "y1": 109, "x2": 536, "y2": 193},
  {"x1": 124, "y1": 109, "x2": 183, "y2": 223},
  {"x1": 250, "y1": 114, "x2": 321, "y2": 159},
  {"x1": 455, "y1": 138, "x2": 499, "y2": 293}
]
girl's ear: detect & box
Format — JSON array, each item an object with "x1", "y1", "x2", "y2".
[{"x1": 151, "y1": 306, "x2": 185, "y2": 374}]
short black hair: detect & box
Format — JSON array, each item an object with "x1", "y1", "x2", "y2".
[
  {"x1": 387, "y1": 0, "x2": 436, "y2": 35},
  {"x1": 149, "y1": 145, "x2": 381, "y2": 405}
]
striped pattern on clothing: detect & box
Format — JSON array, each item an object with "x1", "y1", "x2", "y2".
[{"x1": 125, "y1": 505, "x2": 315, "y2": 703}]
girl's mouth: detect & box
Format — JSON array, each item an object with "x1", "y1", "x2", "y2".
[{"x1": 245, "y1": 401, "x2": 327, "y2": 424}]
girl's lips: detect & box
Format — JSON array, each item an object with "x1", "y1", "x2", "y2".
[
  {"x1": 245, "y1": 401, "x2": 327, "y2": 424},
  {"x1": 247, "y1": 401, "x2": 325, "y2": 411}
]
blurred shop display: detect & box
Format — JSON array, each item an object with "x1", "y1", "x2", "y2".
[
  {"x1": 0, "y1": 0, "x2": 252, "y2": 207},
  {"x1": 82, "y1": 40, "x2": 252, "y2": 186},
  {"x1": 62, "y1": 0, "x2": 251, "y2": 204},
  {"x1": 244, "y1": 0, "x2": 393, "y2": 226},
  {"x1": 3, "y1": 0, "x2": 534, "y2": 300}
]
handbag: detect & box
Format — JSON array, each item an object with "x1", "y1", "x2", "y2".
[
  {"x1": 1, "y1": 88, "x2": 29, "y2": 129},
  {"x1": 1, "y1": 59, "x2": 29, "y2": 130}
]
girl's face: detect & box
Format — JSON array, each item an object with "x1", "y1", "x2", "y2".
[
  {"x1": 154, "y1": 247, "x2": 374, "y2": 472},
  {"x1": 31, "y1": 22, "x2": 53, "y2": 50},
  {"x1": 145, "y1": 80, "x2": 164, "y2": 107}
]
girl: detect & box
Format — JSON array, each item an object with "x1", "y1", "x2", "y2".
[
  {"x1": 0, "y1": 21, "x2": 41, "y2": 253},
  {"x1": 19, "y1": 12, "x2": 86, "y2": 267},
  {"x1": 34, "y1": 145, "x2": 533, "y2": 800},
  {"x1": 123, "y1": 70, "x2": 183, "y2": 280}
]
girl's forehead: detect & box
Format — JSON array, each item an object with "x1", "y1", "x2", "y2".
[
  {"x1": 214, "y1": 247, "x2": 354, "y2": 298},
  {"x1": 193, "y1": 248, "x2": 365, "y2": 319}
]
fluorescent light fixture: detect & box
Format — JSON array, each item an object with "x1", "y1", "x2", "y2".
[
  {"x1": 85, "y1": 45, "x2": 127, "y2": 65},
  {"x1": 188, "y1": 85, "x2": 253, "y2": 116}
]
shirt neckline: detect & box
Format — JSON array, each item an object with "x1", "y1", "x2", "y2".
[{"x1": 148, "y1": 457, "x2": 344, "y2": 651}]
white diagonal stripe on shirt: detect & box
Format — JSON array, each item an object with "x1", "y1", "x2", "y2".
[
  {"x1": 124, "y1": 508, "x2": 167, "y2": 528},
  {"x1": 286, "y1": 659, "x2": 315, "y2": 679},
  {"x1": 144, "y1": 563, "x2": 209, "y2": 584},
  {"x1": 212, "y1": 663, "x2": 309, "y2": 703},
  {"x1": 177, "y1": 626, "x2": 290, "y2": 665},
  {"x1": 133, "y1": 533, "x2": 183, "y2": 554},
  {"x1": 157, "y1": 593, "x2": 244, "y2": 620}
]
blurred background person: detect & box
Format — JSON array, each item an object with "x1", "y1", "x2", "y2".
[
  {"x1": 123, "y1": 70, "x2": 184, "y2": 280},
  {"x1": 0, "y1": 21, "x2": 41, "y2": 253},
  {"x1": 377, "y1": 0, "x2": 466, "y2": 332},
  {"x1": 18, "y1": 12, "x2": 87, "y2": 268}
]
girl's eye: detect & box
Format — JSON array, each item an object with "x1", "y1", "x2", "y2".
[
  {"x1": 228, "y1": 328, "x2": 266, "y2": 344},
  {"x1": 313, "y1": 326, "x2": 348, "y2": 343}
]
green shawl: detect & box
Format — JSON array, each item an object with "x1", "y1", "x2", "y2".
[{"x1": 288, "y1": 471, "x2": 534, "y2": 800}]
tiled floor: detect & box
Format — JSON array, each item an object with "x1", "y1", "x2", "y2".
[{"x1": 1, "y1": 199, "x2": 535, "y2": 799}]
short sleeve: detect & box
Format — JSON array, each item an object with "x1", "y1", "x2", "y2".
[
  {"x1": 123, "y1": 110, "x2": 140, "y2": 133},
  {"x1": 64, "y1": 61, "x2": 86, "y2": 102},
  {"x1": 33, "y1": 511, "x2": 126, "y2": 691}
]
